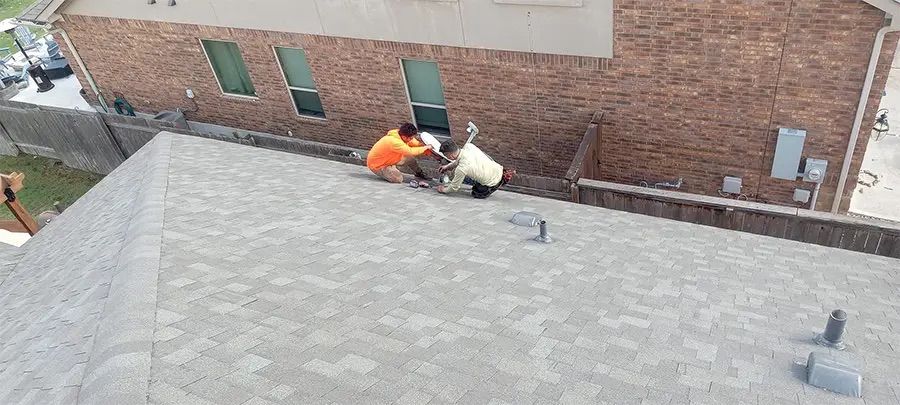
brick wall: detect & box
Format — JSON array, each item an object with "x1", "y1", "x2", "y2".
[{"x1": 56, "y1": 0, "x2": 897, "y2": 210}]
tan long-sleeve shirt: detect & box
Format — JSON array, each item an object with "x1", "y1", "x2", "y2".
[{"x1": 447, "y1": 144, "x2": 503, "y2": 192}]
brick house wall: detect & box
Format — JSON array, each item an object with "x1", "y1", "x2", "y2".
[{"x1": 55, "y1": 0, "x2": 898, "y2": 211}]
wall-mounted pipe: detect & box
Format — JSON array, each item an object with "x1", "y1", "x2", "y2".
[
  {"x1": 831, "y1": 20, "x2": 900, "y2": 213},
  {"x1": 50, "y1": 28, "x2": 109, "y2": 112}
]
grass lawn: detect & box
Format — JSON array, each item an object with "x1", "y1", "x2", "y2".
[
  {"x1": 0, "y1": 0, "x2": 47, "y2": 57},
  {"x1": 0, "y1": 154, "x2": 102, "y2": 220}
]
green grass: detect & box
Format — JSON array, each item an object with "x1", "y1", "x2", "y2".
[
  {"x1": 0, "y1": 0, "x2": 47, "y2": 58},
  {"x1": 0, "y1": 154, "x2": 102, "y2": 219}
]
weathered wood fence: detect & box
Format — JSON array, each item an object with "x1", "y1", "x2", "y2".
[
  {"x1": 0, "y1": 101, "x2": 367, "y2": 174},
  {"x1": 0, "y1": 100, "x2": 184, "y2": 174},
  {"x1": 575, "y1": 179, "x2": 900, "y2": 257}
]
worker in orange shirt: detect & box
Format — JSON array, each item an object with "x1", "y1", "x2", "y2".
[{"x1": 367, "y1": 123, "x2": 435, "y2": 184}]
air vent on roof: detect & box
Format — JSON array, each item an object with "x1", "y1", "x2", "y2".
[
  {"x1": 510, "y1": 211, "x2": 541, "y2": 227},
  {"x1": 806, "y1": 351, "x2": 863, "y2": 397}
]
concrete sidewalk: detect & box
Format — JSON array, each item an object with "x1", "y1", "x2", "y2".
[{"x1": 851, "y1": 44, "x2": 900, "y2": 222}]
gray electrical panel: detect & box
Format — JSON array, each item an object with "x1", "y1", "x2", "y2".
[{"x1": 771, "y1": 128, "x2": 807, "y2": 180}]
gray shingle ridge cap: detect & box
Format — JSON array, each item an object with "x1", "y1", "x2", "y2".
[{"x1": 77, "y1": 132, "x2": 174, "y2": 404}]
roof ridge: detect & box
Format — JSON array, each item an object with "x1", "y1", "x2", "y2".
[{"x1": 76, "y1": 133, "x2": 174, "y2": 404}]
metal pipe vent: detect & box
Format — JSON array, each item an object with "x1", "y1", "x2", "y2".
[
  {"x1": 533, "y1": 220, "x2": 552, "y2": 243},
  {"x1": 814, "y1": 309, "x2": 847, "y2": 350}
]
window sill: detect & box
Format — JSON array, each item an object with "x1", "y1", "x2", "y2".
[
  {"x1": 296, "y1": 114, "x2": 328, "y2": 123},
  {"x1": 221, "y1": 93, "x2": 260, "y2": 101}
]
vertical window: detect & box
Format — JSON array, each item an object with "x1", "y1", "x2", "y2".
[
  {"x1": 401, "y1": 59, "x2": 449, "y2": 136},
  {"x1": 200, "y1": 40, "x2": 256, "y2": 97},
  {"x1": 275, "y1": 47, "x2": 325, "y2": 119}
]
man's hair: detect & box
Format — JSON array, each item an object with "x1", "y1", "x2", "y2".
[
  {"x1": 439, "y1": 140, "x2": 460, "y2": 155},
  {"x1": 398, "y1": 123, "x2": 418, "y2": 137}
]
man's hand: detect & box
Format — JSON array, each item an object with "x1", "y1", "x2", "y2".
[
  {"x1": 424, "y1": 144, "x2": 434, "y2": 151},
  {"x1": 436, "y1": 185, "x2": 447, "y2": 194},
  {"x1": 439, "y1": 164, "x2": 451, "y2": 173}
]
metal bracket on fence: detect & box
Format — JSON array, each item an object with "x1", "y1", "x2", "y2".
[{"x1": 3, "y1": 187, "x2": 15, "y2": 202}]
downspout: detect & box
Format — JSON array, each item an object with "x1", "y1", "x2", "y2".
[
  {"x1": 831, "y1": 18, "x2": 900, "y2": 213},
  {"x1": 50, "y1": 27, "x2": 109, "y2": 112}
]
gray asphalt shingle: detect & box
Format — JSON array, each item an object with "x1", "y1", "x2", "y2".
[{"x1": 1, "y1": 132, "x2": 899, "y2": 404}]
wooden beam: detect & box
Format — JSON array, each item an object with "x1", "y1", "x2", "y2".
[{"x1": 1, "y1": 172, "x2": 38, "y2": 236}]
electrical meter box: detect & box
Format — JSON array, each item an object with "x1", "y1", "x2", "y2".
[
  {"x1": 803, "y1": 158, "x2": 828, "y2": 184},
  {"x1": 771, "y1": 128, "x2": 807, "y2": 180}
]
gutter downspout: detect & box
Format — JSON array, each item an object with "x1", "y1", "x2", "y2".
[
  {"x1": 831, "y1": 19, "x2": 900, "y2": 213},
  {"x1": 49, "y1": 27, "x2": 109, "y2": 112}
]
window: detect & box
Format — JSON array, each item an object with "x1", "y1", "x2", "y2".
[
  {"x1": 200, "y1": 40, "x2": 256, "y2": 97},
  {"x1": 401, "y1": 59, "x2": 450, "y2": 136},
  {"x1": 274, "y1": 47, "x2": 326, "y2": 119}
]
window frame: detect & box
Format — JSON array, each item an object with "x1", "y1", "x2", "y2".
[
  {"x1": 199, "y1": 38, "x2": 258, "y2": 99},
  {"x1": 273, "y1": 46, "x2": 326, "y2": 120},
  {"x1": 399, "y1": 58, "x2": 451, "y2": 138}
]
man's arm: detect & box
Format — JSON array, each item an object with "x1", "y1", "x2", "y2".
[
  {"x1": 389, "y1": 137, "x2": 429, "y2": 156},
  {"x1": 439, "y1": 164, "x2": 468, "y2": 194},
  {"x1": 440, "y1": 160, "x2": 460, "y2": 173}
]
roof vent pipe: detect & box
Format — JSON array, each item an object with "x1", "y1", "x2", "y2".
[
  {"x1": 534, "y1": 220, "x2": 552, "y2": 243},
  {"x1": 814, "y1": 309, "x2": 848, "y2": 350}
]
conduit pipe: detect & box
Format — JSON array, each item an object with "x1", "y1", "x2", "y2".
[
  {"x1": 51, "y1": 28, "x2": 109, "y2": 112},
  {"x1": 832, "y1": 20, "x2": 900, "y2": 213}
]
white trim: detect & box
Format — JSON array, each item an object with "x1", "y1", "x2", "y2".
[
  {"x1": 273, "y1": 45, "x2": 327, "y2": 119},
  {"x1": 399, "y1": 58, "x2": 418, "y2": 126},
  {"x1": 399, "y1": 58, "x2": 451, "y2": 134},
  {"x1": 220, "y1": 93, "x2": 261, "y2": 101},
  {"x1": 288, "y1": 86, "x2": 319, "y2": 93},
  {"x1": 410, "y1": 101, "x2": 447, "y2": 110},
  {"x1": 199, "y1": 38, "x2": 258, "y2": 98}
]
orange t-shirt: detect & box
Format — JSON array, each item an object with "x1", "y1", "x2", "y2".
[{"x1": 366, "y1": 129, "x2": 428, "y2": 171}]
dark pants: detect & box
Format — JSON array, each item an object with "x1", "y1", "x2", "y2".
[{"x1": 471, "y1": 167, "x2": 510, "y2": 199}]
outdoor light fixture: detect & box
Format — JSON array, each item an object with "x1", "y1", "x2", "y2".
[{"x1": 873, "y1": 108, "x2": 890, "y2": 141}]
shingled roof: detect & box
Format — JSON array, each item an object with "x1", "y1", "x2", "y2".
[
  {"x1": 0, "y1": 132, "x2": 899, "y2": 404},
  {"x1": 17, "y1": 0, "x2": 65, "y2": 24}
]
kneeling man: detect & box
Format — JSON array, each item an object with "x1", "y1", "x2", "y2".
[
  {"x1": 436, "y1": 140, "x2": 514, "y2": 199},
  {"x1": 367, "y1": 123, "x2": 433, "y2": 183}
]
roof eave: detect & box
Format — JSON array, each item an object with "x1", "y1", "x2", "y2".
[{"x1": 17, "y1": 0, "x2": 66, "y2": 25}]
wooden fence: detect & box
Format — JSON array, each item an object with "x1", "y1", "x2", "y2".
[
  {"x1": 0, "y1": 101, "x2": 126, "y2": 174},
  {"x1": 576, "y1": 179, "x2": 900, "y2": 258},
  {"x1": 0, "y1": 101, "x2": 372, "y2": 175}
]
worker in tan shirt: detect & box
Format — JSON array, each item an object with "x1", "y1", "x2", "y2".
[{"x1": 436, "y1": 140, "x2": 515, "y2": 199}]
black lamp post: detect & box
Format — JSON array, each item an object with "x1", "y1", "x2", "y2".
[
  {"x1": 873, "y1": 108, "x2": 890, "y2": 141},
  {"x1": 2, "y1": 22, "x2": 54, "y2": 92}
]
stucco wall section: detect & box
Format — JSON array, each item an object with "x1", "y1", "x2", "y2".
[{"x1": 59, "y1": 0, "x2": 614, "y2": 58}]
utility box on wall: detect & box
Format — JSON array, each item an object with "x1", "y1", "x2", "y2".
[{"x1": 771, "y1": 128, "x2": 807, "y2": 180}]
